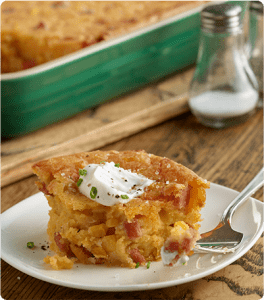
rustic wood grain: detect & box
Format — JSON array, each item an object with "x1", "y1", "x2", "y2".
[
  {"x1": 1, "y1": 93, "x2": 188, "y2": 187},
  {"x1": 2, "y1": 109, "x2": 263, "y2": 300},
  {"x1": 1, "y1": 66, "x2": 263, "y2": 300},
  {"x1": 1, "y1": 68, "x2": 194, "y2": 188}
]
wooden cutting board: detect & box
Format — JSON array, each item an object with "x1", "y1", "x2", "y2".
[{"x1": 1, "y1": 67, "x2": 194, "y2": 187}]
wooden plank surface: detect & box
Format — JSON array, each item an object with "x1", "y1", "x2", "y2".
[
  {"x1": 1, "y1": 94, "x2": 189, "y2": 187},
  {"x1": 1, "y1": 65, "x2": 263, "y2": 300},
  {"x1": 1, "y1": 68, "x2": 193, "y2": 187},
  {"x1": 2, "y1": 110, "x2": 263, "y2": 300}
]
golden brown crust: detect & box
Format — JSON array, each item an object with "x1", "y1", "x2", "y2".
[
  {"x1": 32, "y1": 150, "x2": 209, "y2": 209},
  {"x1": 33, "y1": 149, "x2": 206, "y2": 184}
]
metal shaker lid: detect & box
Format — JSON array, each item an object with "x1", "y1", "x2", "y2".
[
  {"x1": 250, "y1": 1, "x2": 263, "y2": 14},
  {"x1": 201, "y1": 2, "x2": 242, "y2": 33}
]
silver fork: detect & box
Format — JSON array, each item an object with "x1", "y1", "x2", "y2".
[{"x1": 194, "y1": 168, "x2": 264, "y2": 254}]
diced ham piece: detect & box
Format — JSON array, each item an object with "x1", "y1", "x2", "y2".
[
  {"x1": 38, "y1": 183, "x2": 51, "y2": 196},
  {"x1": 69, "y1": 171, "x2": 79, "y2": 182},
  {"x1": 164, "y1": 241, "x2": 179, "y2": 253},
  {"x1": 81, "y1": 246, "x2": 93, "y2": 258},
  {"x1": 82, "y1": 41, "x2": 95, "y2": 48},
  {"x1": 135, "y1": 214, "x2": 143, "y2": 219},
  {"x1": 34, "y1": 21, "x2": 46, "y2": 30},
  {"x1": 22, "y1": 60, "x2": 36, "y2": 70},
  {"x1": 54, "y1": 232, "x2": 75, "y2": 257},
  {"x1": 129, "y1": 248, "x2": 146, "y2": 264},
  {"x1": 174, "y1": 185, "x2": 191, "y2": 209},
  {"x1": 106, "y1": 227, "x2": 115, "y2": 235},
  {"x1": 124, "y1": 219, "x2": 142, "y2": 240},
  {"x1": 164, "y1": 234, "x2": 194, "y2": 254},
  {"x1": 182, "y1": 238, "x2": 192, "y2": 253}
]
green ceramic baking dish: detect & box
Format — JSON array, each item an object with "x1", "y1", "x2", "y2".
[{"x1": 1, "y1": 2, "x2": 246, "y2": 138}]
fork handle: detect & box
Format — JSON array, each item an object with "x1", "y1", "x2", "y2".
[{"x1": 221, "y1": 167, "x2": 264, "y2": 224}]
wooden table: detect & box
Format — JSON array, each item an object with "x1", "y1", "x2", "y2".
[{"x1": 1, "y1": 66, "x2": 263, "y2": 300}]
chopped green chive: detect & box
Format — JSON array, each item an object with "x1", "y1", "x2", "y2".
[
  {"x1": 27, "y1": 242, "x2": 34, "y2": 249},
  {"x1": 90, "y1": 187, "x2": 98, "y2": 199},
  {"x1": 135, "y1": 262, "x2": 140, "y2": 268},
  {"x1": 79, "y1": 169, "x2": 87, "y2": 176},
  {"x1": 114, "y1": 163, "x2": 120, "y2": 168},
  {"x1": 182, "y1": 262, "x2": 186, "y2": 265},
  {"x1": 77, "y1": 178, "x2": 83, "y2": 187},
  {"x1": 147, "y1": 261, "x2": 151, "y2": 269},
  {"x1": 100, "y1": 161, "x2": 106, "y2": 164},
  {"x1": 121, "y1": 195, "x2": 129, "y2": 199}
]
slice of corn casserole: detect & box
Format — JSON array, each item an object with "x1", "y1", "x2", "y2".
[{"x1": 32, "y1": 150, "x2": 209, "y2": 269}]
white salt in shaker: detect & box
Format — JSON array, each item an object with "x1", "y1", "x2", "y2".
[{"x1": 189, "y1": 3, "x2": 259, "y2": 128}]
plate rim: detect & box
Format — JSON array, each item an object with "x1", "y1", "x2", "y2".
[{"x1": 2, "y1": 183, "x2": 264, "y2": 292}]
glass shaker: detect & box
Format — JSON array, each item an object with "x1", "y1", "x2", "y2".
[
  {"x1": 189, "y1": 2, "x2": 259, "y2": 128},
  {"x1": 249, "y1": 1, "x2": 263, "y2": 105}
]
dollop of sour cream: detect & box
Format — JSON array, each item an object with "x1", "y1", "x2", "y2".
[{"x1": 78, "y1": 162, "x2": 155, "y2": 206}]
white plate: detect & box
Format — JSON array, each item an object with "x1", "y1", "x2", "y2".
[{"x1": 2, "y1": 183, "x2": 264, "y2": 292}]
